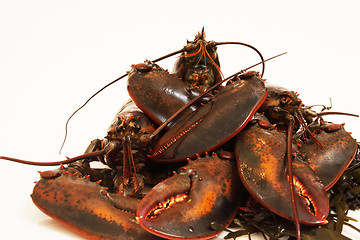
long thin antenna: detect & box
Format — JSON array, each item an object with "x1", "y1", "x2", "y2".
[
  {"x1": 215, "y1": 41, "x2": 265, "y2": 77},
  {"x1": 59, "y1": 73, "x2": 127, "y2": 154},
  {"x1": 317, "y1": 112, "x2": 359, "y2": 118},
  {"x1": 1, "y1": 150, "x2": 105, "y2": 166},
  {"x1": 59, "y1": 48, "x2": 185, "y2": 154},
  {"x1": 286, "y1": 119, "x2": 301, "y2": 240}
]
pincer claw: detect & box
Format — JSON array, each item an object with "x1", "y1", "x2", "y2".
[
  {"x1": 149, "y1": 74, "x2": 267, "y2": 162},
  {"x1": 136, "y1": 155, "x2": 243, "y2": 239},
  {"x1": 235, "y1": 121, "x2": 329, "y2": 225},
  {"x1": 32, "y1": 172, "x2": 163, "y2": 240},
  {"x1": 299, "y1": 125, "x2": 357, "y2": 190}
]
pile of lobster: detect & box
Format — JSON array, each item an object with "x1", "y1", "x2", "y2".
[{"x1": 1, "y1": 29, "x2": 359, "y2": 240}]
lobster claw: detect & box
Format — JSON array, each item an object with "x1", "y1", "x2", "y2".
[
  {"x1": 235, "y1": 120, "x2": 329, "y2": 225},
  {"x1": 136, "y1": 155, "x2": 243, "y2": 239},
  {"x1": 299, "y1": 124, "x2": 357, "y2": 190},
  {"x1": 31, "y1": 169, "x2": 163, "y2": 240},
  {"x1": 127, "y1": 62, "x2": 210, "y2": 126},
  {"x1": 150, "y1": 73, "x2": 267, "y2": 162}
]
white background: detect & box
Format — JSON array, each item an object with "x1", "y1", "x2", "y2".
[{"x1": 1, "y1": 0, "x2": 359, "y2": 239}]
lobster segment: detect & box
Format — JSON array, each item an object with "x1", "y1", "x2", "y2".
[
  {"x1": 149, "y1": 72, "x2": 267, "y2": 162},
  {"x1": 136, "y1": 156, "x2": 243, "y2": 239},
  {"x1": 235, "y1": 120, "x2": 329, "y2": 225},
  {"x1": 31, "y1": 170, "x2": 163, "y2": 240}
]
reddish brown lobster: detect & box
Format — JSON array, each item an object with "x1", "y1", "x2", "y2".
[{"x1": 1, "y1": 29, "x2": 358, "y2": 240}]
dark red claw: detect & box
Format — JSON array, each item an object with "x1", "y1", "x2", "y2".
[
  {"x1": 235, "y1": 122, "x2": 329, "y2": 225},
  {"x1": 31, "y1": 173, "x2": 163, "y2": 240},
  {"x1": 136, "y1": 156, "x2": 243, "y2": 239},
  {"x1": 299, "y1": 127, "x2": 357, "y2": 190},
  {"x1": 149, "y1": 74, "x2": 267, "y2": 162},
  {"x1": 127, "y1": 65, "x2": 205, "y2": 126},
  {"x1": 290, "y1": 160, "x2": 329, "y2": 224}
]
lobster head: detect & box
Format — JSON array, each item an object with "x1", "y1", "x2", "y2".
[
  {"x1": 173, "y1": 28, "x2": 221, "y2": 92},
  {"x1": 102, "y1": 100, "x2": 158, "y2": 170},
  {"x1": 258, "y1": 84, "x2": 315, "y2": 130}
]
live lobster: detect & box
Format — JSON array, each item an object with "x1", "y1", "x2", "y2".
[{"x1": 1, "y1": 29, "x2": 358, "y2": 240}]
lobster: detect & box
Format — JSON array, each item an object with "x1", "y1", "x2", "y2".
[
  {"x1": 3, "y1": 100, "x2": 172, "y2": 239},
  {"x1": 1, "y1": 29, "x2": 359, "y2": 240},
  {"x1": 127, "y1": 60, "x2": 357, "y2": 239},
  {"x1": 235, "y1": 85, "x2": 357, "y2": 238}
]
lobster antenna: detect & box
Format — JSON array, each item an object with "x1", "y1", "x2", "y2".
[
  {"x1": 215, "y1": 41, "x2": 265, "y2": 78},
  {"x1": 286, "y1": 119, "x2": 301, "y2": 240},
  {"x1": 150, "y1": 52, "x2": 287, "y2": 139},
  {"x1": 306, "y1": 97, "x2": 358, "y2": 118},
  {"x1": 317, "y1": 111, "x2": 359, "y2": 118},
  {"x1": 59, "y1": 48, "x2": 185, "y2": 154},
  {"x1": 0, "y1": 150, "x2": 105, "y2": 166},
  {"x1": 307, "y1": 98, "x2": 333, "y2": 111},
  {"x1": 59, "y1": 73, "x2": 126, "y2": 154}
]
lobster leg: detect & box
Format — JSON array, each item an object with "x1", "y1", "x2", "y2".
[
  {"x1": 136, "y1": 155, "x2": 243, "y2": 239},
  {"x1": 32, "y1": 167, "x2": 163, "y2": 240}
]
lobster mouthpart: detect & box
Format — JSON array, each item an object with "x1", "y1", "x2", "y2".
[
  {"x1": 136, "y1": 155, "x2": 243, "y2": 239},
  {"x1": 299, "y1": 126, "x2": 357, "y2": 190},
  {"x1": 150, "y1": 73, "x2": 267, "y2": 162},
  {"x1": 32, "y1": 171, "x2": 162, "y2": 240},
  {"x1": 235, "y1": 121, "x2": 329, "y2": 225}
]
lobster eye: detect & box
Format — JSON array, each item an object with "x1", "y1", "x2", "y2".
[
  {"x1": 130, "y1": 121, "x2": 141, "y2": 131},
  {"x1": 280, "y1": 96, "x2": 289, "y2": 105}
]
